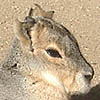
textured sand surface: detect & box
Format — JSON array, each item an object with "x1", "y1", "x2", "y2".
[{"x1": 0, "y1": 0, "x2": 100, "y2": 100}]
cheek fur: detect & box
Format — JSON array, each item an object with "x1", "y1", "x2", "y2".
[{"x1": 41, "y1": 71, "x2": 66, "y2": 93}]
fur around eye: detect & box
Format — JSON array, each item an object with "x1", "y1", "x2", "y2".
[{"x1": 46, "y1": 49, "x2": 62, "y2": 58}]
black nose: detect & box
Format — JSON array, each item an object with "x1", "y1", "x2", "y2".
[
  {"x1": 84, "y1": 74, "x2": 92, "y2": 81},
  {"x1": 84, "y1": 66, "x2": 94, "y2": 81}
]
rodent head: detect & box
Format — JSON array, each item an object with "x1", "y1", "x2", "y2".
[{"x1": 13, "y1": 4, "x2": 94, "y2": 96}]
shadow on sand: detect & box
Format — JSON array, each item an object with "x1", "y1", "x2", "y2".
[{"x1": 71, "y1": 84, "x2": 100, "y2": 100}]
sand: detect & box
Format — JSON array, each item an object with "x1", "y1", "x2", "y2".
[{"x1": 0, "y1": 0, "x2": 100, "y2": 100}]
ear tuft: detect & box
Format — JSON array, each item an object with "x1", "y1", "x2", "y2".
[{"x1": 33, "y1": 3, "x2": 55, "y2": 19}]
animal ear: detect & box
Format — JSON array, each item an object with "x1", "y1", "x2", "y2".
[
  {"x1": 33, "y1": 4, "x2": 55, "y2": 19},
  {"x1": 13, "y1": 19, "x2": 31, "y2": 48}
]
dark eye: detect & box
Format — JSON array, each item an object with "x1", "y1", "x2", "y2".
[{"x1": 46, "y1": 49, "x2": 62, "y2": 58}]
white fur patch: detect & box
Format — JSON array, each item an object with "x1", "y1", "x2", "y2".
[
  {"x1": 42, "y1": 71, "x2": 66, "y2": 93},
  {"x1": 76, "y1": 73, "x2": 90, "y2": 94}
]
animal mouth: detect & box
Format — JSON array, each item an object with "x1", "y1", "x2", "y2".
[{"x1": 76, "y1": 73, "x2": 91, "y2": 94}]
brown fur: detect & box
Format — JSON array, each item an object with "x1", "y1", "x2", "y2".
[{"x1": 0, "y1": 4, "x2": 94, "y2": 100}]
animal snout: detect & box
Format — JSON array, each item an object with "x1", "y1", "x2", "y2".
[
  {"x1": 84, "y1": 72, "x2": 93, "y2": 81},
  {"x1": 83, "y1": 65, "x2": 94, "y2": 81}
]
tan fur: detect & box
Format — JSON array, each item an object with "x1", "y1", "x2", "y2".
[
  {"x1": 33, "y1": 4, "x2": 55, "y2": 18},
  {"x1": 13, "y1": 19, "x2": 31, "y2": 48},
  {"x1": 0, "y1": 4, "x2": 94, "y2": 100}
]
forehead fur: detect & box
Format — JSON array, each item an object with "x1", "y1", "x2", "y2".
[{"x1": 30, "y1": 17, "x2": 79, "y2": 51}]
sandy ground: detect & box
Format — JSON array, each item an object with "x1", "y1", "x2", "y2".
[{"x1": 0, "y1": 0, "x2": 100, "y2": 100}]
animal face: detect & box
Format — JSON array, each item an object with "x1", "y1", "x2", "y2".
[
  {"x1": 13, "y1": 4, "x2": 94, "y2": 95},
  {"x1": 30, "y1": 17, "x2": 94, "y2": 95}
]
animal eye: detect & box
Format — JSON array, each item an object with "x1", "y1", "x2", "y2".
[{"x1": 46, "y1": 49, "x2": 62, "y2": 58}]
